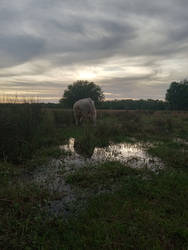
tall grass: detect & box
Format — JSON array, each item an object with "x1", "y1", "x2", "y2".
[
  {"x1": 0, "y1": 103, "x2": 56, "y2": 163},
  {"x1": 52, "y1": 109, "x2": 74, "y2": 127},
  {"x1": 0, "y1": 95, "x2": 41, "y2": 104},
  {"x1": 1, "y1": 104, "x2": 188, "y2": 163},
  {"x1": 1, "y1": 109, "x2": 188, "y2": 249}
]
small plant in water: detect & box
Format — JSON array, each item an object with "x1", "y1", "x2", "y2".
[{"x1": 74, "y1": 126, "x2": 97, "y2": 157}]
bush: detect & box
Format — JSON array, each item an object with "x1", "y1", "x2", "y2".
[
  {"x1": 0, "y1": 104, "x2": 56, "y2": 163},
  {"x1": 53, "y1": 109, "x2": 73, "y2": 127},
  {"x1": 95, "y1": 119, "x2": 122, "y2": 144}
]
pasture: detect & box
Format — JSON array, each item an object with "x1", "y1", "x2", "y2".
[{"x1": 0, "y1": 105, "x2": 188, "y2": 249}]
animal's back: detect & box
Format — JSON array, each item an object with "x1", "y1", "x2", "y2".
[{"x1": 74, "y1": 98, "x2": 95, "y2": 113}]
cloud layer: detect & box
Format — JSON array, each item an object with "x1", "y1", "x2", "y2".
[{"x1": 0, "y1": 0, "x2": 188, "y2": 102}]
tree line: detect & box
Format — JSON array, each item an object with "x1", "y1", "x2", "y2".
[
  {"x1": 165, "y1": 79, "x2": 188, "y2": 110},
  {"x1": 59, "y1": 79, "x2": 188, "y2": 110},
  {"x1": 97, "y1": 99, "x2": 167, "y2": 110}
]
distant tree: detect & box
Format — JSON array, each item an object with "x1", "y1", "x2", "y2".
[
  {"x1": 165, "y1": 79, "x2": 188, "y2": 110},
  {"x1": 59, "y1": 80, "x2": 104, "y2": 107}
]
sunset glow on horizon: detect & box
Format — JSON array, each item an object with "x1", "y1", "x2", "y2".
[{"x1": 0, "y1": 0, "x2": 188, "y2": 102}]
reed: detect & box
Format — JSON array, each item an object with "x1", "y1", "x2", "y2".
[{"x1": 0, "y1": 101, "x2": 56, "y2": 163}]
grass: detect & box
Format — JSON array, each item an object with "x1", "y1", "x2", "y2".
[
  {"x1": 0, "y1": 104, "x2": 58, "y2": 163},
  {"x1": 81, "y1": 174, "x2": 187, "y2": 249},
  {"x1": 62, "y1": 170, "x2": 188, "y2": 250},
  {"x1": 54, "y1": 109, "x2": 188, "y2": 147},
  {"x1": 1, "y1": 106, "x2": 187, "y2": 164},
  {"x1": 0, "y1": 107, "x2": 188, "y2": 249},
  {"x1": 65, "y1": 161, "x2": 143, "y2": 190},
  {"x1": 148, "y1": 141, "x2": 188, "y2": 170},
  {"x1": 0, "y1": 182, "x2": 50, "y2": 249},
  {"x1": 1, "y1": 161, "x2": 188, "y2": 249}
]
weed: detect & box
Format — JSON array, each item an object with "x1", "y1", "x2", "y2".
[
  {"x1": 0, "y1": 104, "x2": 56, "y2": 163},
  {"x1": 0, "y1": 109, "x2": 188, "y2": 249}
]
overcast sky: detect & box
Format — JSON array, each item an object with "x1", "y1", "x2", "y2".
[{"x1": 0, "y1": 0, "x2": 188, "y2": 102}]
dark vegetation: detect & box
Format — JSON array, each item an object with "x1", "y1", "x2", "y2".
[
  {"x1": 1, "y1": 102, "x2": 188, "y2": 164},
  {"x1": 98, "y1": 98, "x2": 167, "y2": 110},
  {"x1": 47, "y1": 98, "x2": 168, "y2": 110},
  {"x1": 0, "y1": 103, "x2": 188, "y2": 249},
  {"x1": 65, "y1": 165, "x2": 188, "y2": 250},
  {"x1": 58, "y1": 80, "x2": 167, "y2": 110},
  {"x1": 0, "y1": 104, "x2": 56, "y2": 163},
  {"x1": 166, "y1": 79, "x2": 188, "y2": 110},
  {"x1": 58, "y1": 79, "x2": 188, "y2": 111},
  {"x1": 59, "y1": 80, "x2": 104, "y2": 107}
]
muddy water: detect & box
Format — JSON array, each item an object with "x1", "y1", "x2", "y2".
[
  {"x1": 33, "y1": 138, "x2": 164, "y2": 216},
  {"x1": 60, "y1": 138, "x2": 163, "y2": 170}
]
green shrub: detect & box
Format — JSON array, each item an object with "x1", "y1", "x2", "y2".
[
  {"x1": 0, "y1": 104, "x2": 56, "y2": 163},
  {"x1": 53, "y1": 109, "x2": 73, "y2": 127}
]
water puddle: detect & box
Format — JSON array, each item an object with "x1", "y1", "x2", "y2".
[
  {"x1": 60, "y1": 138, "x2": 163, "y2": 170},
  {"x1": 173, "y1": 137, "x2": 188, "y2": 146},
  {"x1": 33, "y1": 138, "x2": 164, "y2": 216}
]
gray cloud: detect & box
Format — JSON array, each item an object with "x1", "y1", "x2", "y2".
[
  {"x1": 0, "y1": 35, "x2": 45, "y2": 68},
  {"x1": 0, "y1": 0, "x2": 188, "y2": 101},
  {"x1": 99, "y1": 76, "x2": 169, "y2": 100}
]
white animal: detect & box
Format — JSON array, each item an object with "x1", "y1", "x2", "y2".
[{"x1": 73, "y1": 98, "x2": 96, "y2": 126}]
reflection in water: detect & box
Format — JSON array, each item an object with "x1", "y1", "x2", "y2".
[
  {"x1": 60, "y1": 138, "x2": 164, "y2": 170},
  {"x1": 74, "y1": 138, "x2": 95, "y2": 158},
  {"x1": 33, "y1": 159, "x2": 81, "y2": 216},
  {"x1": 33, "y1": 138, "x2": 164, "y2": 216}
]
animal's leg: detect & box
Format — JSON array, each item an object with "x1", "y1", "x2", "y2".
[
  {"x1": 74, "y1": 110, "x2": 79, "y2": 126},
  {"x1": 92, "y1": 111, "x2": 96, "y2": 126},
  {"x1": 79, "y1": 115, "x2": 84, "y2": 125},
  {"x1": 93, "y1": 116, "x2": 96, "y2": 126}
]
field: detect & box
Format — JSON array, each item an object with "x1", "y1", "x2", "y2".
[{"x1": 0, "y1": 105, "x2": 188, "y2": 249}]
